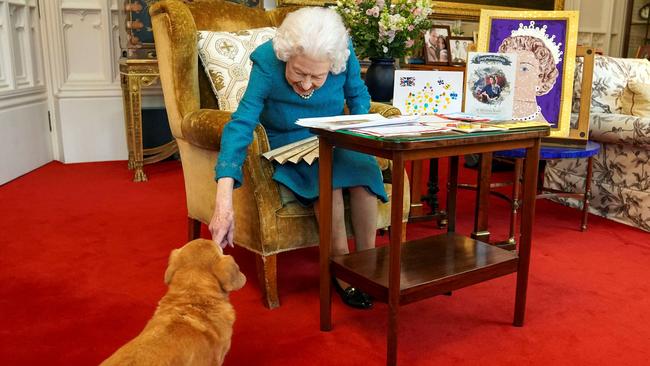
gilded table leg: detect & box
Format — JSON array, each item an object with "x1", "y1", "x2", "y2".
[
  {"x1": 120, "y1": 74, "x2": 135, "y2": 171},
  {"x1": 128, "y1": 74, "x2": 147, "y2": 182}
]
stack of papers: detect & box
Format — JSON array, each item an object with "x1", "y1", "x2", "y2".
[{"x1": 295, "y1": 114, "x2": 419, "y2": 130}]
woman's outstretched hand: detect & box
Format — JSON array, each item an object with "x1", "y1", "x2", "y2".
[{"x1": 209, "y1": 178, "x2": 235, "y2": 249}]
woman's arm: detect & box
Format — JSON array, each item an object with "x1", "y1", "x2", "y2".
[
  {"x1": 211, "y1": 48, "x2": 273, "y2": 248},
  {"x1": 343, "y1": 41, "x2": 371, "y2": 115},
  {"x1": 215, "y1": 59, "x2": 272, "y2": 187}
]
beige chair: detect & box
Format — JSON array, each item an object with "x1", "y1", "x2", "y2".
[{"x1": 150, "y1": 0, "x2": 410, "y2": 308}]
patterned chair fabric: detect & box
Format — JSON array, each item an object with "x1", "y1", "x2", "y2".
[{"x1": 546, "y1": 55, "x2": 650, "y2": 231}]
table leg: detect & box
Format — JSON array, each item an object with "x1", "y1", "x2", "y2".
[
  {"x1": 514, "y1": 140, "x2": 541, "y2": 327},
  {"x1": 447, "y1": 156, "x2": 459, "y2": 233},
  {"x1": 507, "y1": 158, "x2": 524, "y2": 247},
  {"x1": 120, "y1": 74, "x2": 135, "y2": 171},
  {"x1": 423, "y1": 158, "x2": 448, "y2": 227},
  {"x1": 387, "y1": 153, "x2": 405, "y2": 366},
  {"x1": 472, "y1": 152, "x2": 492, "y2": 242},
  {"x1": 126, "y1": 74, "x2": 147, "y2": 182},
  {"x1": 581, "y1": 156, "x2": 594, "y2": 232},
  {"x1": 319, "y1": 137, "x2": 334, "y2": 332},
  {"x1": 409, "y1": 160, "x2": 425, "y2": 218}
]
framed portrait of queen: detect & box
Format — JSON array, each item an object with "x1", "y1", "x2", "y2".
[{"x1": 477, "y1": 10, "x2": 579, "y2": 138}]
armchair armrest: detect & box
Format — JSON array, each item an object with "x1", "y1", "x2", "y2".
[
  {"x1": 181, "y1": 109, "x2": 233, "y2": 150},
  {"x1": 584, "y1": 112, "x2": 650, "y2": 148},
  {"x1": 369, "y1": 102, "x2": 401, "y2": 118}
]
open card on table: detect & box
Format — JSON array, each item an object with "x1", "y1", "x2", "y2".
[
  {"x1": 392, "y1": 70, "x2": 464, "y2": 116},
  {"x1": 464, "y1": 52, "x2": 517, "y2": 120}
]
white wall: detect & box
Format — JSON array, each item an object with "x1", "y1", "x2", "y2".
[
  {"x1": 565, "y1": 0, "x2": 629, "y2": 56},
  {"x1": 0, "y1": 0, "x2": 51, "y2": 184},
  {"x1": 40, "y1": 0, "x2": 128, "y2": 163}
]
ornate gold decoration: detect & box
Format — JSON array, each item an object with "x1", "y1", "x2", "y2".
[
  {"x1": 119, "y1": 58, "x2": 178, "y2": 182},
  {"x1": 429, "y1": 1, "x2": 564, "y2": 21},
  {"x1": 477, "y1": 10, "x2": 579, "y2": 139}
]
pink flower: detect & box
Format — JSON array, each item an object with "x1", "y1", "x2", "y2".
[
  {"x1": 407, "y1": 25, "x2": 414, "y2": 31},
  {"x1": 412, "y1": 8, "x2": 422, "y2": 16}
]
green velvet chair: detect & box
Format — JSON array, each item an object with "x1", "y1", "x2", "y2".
[{"x1": 150, "y1": 0, "x2": 410, "y2": 308}]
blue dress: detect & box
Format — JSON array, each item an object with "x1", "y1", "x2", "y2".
[{"x1": 215, "y1": 40, "x2": 387, "y2": 204}]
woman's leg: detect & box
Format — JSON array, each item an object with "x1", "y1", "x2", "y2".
[
  {"x1": 313, "y1": 188, "x2": 348, "y2": 256},
  {"x1": 349, "y1": 186, "x2": 378, "y2": 251}
]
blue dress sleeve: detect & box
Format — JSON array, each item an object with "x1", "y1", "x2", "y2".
[
  {"x1": 215, "y1": 53, "x2": 273, "y2": 188},
  {"x1": 343, "y1": 41, "x2": 371, "y2": 115}
]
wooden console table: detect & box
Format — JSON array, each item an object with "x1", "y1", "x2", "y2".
[
  {"x1": 119, "y1": 58, "x2": 178, "y2": 182},
  {"x1": 314, "y1": 126, "x2": 549, "y2": 366}
]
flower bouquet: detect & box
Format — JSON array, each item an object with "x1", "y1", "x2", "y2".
[{"x1": 334, "y1": 0, "x2": 433, "y2": 60}]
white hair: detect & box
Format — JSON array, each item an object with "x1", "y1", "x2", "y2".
[{"x1": 273, "y1": 7, "x2": 350, "y2": 74}]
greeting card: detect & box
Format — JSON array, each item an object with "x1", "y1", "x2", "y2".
[
  {"x1": 464, "y1": 52, "x2": 517, "y2": 120},
  {"x1": 392, "y1": 70, "x2": 464, "y2": 116}
]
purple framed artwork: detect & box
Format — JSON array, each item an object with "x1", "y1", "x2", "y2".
[{"x1": 477, "y1": 10, "x2": 579, "y2": 138}]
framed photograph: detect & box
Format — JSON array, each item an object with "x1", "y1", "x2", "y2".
[
  {"x1": 449, "y1": 36, "x2": 474, "y2": 65},
  {"x1": 477, "y1": 10, "x2": 579, "y2": 138},
  {"x1": 424, "y1": 25, "x2": 451, "y2": 65}
]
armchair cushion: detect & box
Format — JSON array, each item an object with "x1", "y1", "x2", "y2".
[
  {"x1": 620, "y1": 82, "x2": 650, "y2": 118},
  {"x1": 197, "y1": 27, "x2": 277, "y2": 111}
]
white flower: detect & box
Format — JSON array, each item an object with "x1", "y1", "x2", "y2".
[{"x1": 382, "y1": 46, "x2": 388, "y2": 53}]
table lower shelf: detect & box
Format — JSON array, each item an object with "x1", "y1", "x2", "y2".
[{"x1": 331, "y1": 233, "x2": 519, "y2": 305}]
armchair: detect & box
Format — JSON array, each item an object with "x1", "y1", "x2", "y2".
[{"x1": 150, "y1": 0, "x2": 410, "y2": 308}]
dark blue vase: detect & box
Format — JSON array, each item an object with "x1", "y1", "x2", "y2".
[{"x1": 364, "y1": 58, "x2": 395, "y2": 102}]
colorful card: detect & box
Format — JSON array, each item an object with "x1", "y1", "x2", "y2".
[
  {"x1": 392, "y1": 70, "x2": 464, "y2": 116},
  {"x1": 464, "y1": 52, "x2": 517, "y2": 120}
]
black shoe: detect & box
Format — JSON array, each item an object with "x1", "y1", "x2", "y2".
[{"x1": 332, "y1": 277, "x2": 373, "y2": 309}]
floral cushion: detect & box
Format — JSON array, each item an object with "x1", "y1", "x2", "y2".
[
  {"x1": 197, "y1": 27, "x2": 276, "y2": 111},
  {"x1": 572, "y1": 56, "x2": 650, "y2": 115}
]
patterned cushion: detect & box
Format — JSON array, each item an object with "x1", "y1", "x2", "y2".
[
  {"x1": 197, "y1": 27, "x2": 276, "y2": 111},
  {"x1": 620, "y1": 82, "x2": 650, "y2": 118},
  {"x1": 572, "y1": 56, "x2": 650, "y2": 115}
]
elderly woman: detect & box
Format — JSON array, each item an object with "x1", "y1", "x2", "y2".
[{"x1": 209, "y1": 7, "x2": 384, "y2": 309}]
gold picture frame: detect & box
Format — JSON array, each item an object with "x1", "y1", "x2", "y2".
[
  {"x1": 430, "y1": 1, "x2": 564, "y2": 21},
  {"x1": 477, "y1": 10, "x2": 579, "y2": 138},
  {"x1": 276, "y1": 0, "x2": 334, "y2": 6}
]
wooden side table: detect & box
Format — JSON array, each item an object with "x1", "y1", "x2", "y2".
[
  {"x1": 314, "y1": 127, "x2": 548, "y2": 366},
  {"x1": 119, "y1": 58, "x2": 178, "y2": 182}
]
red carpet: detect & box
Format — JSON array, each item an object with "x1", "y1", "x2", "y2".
[{"x1": 1, "y1": 160, "x2": 649, "y2": 365}]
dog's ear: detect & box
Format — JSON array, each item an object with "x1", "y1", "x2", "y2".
[
  {"x1": 213, "y1": 255, "x2": 246, "y2": 292},
  {"x1": 164, "y1": 249, "x2": 181, "y2": 285}
]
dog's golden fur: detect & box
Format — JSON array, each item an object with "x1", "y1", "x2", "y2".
[{"x1": 100, "y1": 239, "x2": 246, "y2": 366}]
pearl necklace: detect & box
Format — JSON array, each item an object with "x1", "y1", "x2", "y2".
[
  {"x1": 513, "y1": 106, "x2": 542, "y2": 121},
  {"x1": 299, "y1": 89, "x2": 315, "y2": 100}
]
